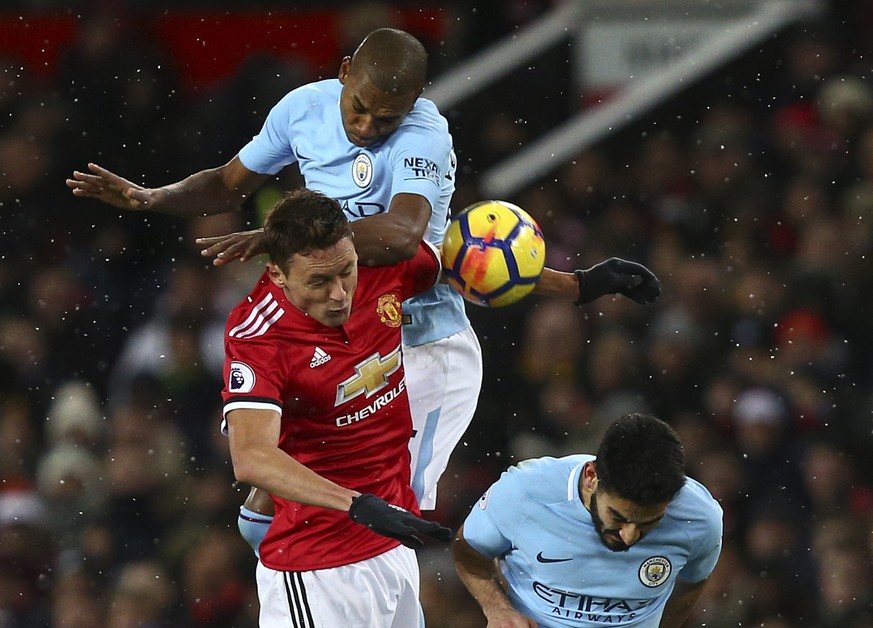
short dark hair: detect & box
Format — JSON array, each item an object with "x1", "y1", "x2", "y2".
[
  {"x1": 351, "y1": 28, "x2": 427, "y2": 94},
  {"x1": 263, "y1": 189, "x2": 353, "y2": 271},
  {"x1": 595, "y1": 413, "x2": 686, "y2": 505}
]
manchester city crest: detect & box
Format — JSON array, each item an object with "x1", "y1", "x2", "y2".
[
  {"x1": 353, "y1": 153, "x2": 373, "y2": 188},
  {"x1": 638, "y1": 556, "x2": 672, "y2": 588}
]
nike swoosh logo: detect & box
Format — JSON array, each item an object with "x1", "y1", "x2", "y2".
[{"x1": 536, "y1": 551, "x2": 572, "y2": 563}]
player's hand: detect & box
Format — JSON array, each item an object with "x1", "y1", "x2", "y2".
[
  {"x1": 196, "y1": 228, "x2": 266, "y2": 267},
  {"x1": 574, "y1": 257, "x2": 661, "y2": 305},
  {"x1": 66, "y1": 163, "x2": 160, "y2": 211},
  {"x1": 484, "y1": 608, "x2": 539, "y2": 628},
  {"x1": 348, "y1": 494, "x2": 453, "y2": 549}
]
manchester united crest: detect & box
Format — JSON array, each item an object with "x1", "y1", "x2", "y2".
[{"x1": 376, "y1": 294, "x2": 402, "y2": 327}]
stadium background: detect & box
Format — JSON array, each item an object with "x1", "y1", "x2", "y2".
[{"x1": 2, "y1": 0, "x2": 873, "y2": 625}]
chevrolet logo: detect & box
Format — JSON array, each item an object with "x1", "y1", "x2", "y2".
[{"x1": 335, "y1": 346, "x2": 402, "y2": 406}]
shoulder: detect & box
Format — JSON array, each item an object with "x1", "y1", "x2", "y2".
[
  {"x1": 410, "y1": 97, "x2": 447, "y2": 125},
  {"x1": 667, "y1": 477, "x2": 724, "y2": 535},
  {"x1": 498, "y1": 455, "x2": 589, "y2": 496},
  {"x1": 393, "y1": 97, "x2": 450, "y2": 142},
  {"x1": 225, "y1": 274, "x2": 289, "y2": 341},
  {"x1": 272, "y1": 79, "x2": 340, "y2": 112}
]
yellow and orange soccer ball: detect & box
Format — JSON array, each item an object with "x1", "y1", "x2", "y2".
[{"x1": 441, "y1": 200, "x2": 546, "y2": 308}]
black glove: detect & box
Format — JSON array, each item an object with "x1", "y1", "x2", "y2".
[
  {"x1": 348, "y1": 494, "x2": 453, "y2": 549},
  {"x1": 574, "y1": 257, "x2": 661, "y2": 305}
]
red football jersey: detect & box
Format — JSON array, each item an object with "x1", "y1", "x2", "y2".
[{"x1": 222, "y1": 242, "x2": 440, "y2": 571}]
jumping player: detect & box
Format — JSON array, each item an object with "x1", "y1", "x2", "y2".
[
  {"x1": 224, "y1": 188, "x2": 451, "y2": 626},
  {"x1": 67, "y1": 28, "x2": 662, "y2": 554}
]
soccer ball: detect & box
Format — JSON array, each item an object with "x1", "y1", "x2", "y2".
[{"x1": 441, "y1": 200, "x2": 546, "y2": 307}]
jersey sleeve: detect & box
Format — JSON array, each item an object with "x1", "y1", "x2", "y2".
[
  {"x1": 397, "y1": 241, "x2": 441, "y2": 301},
  {"x1": 460, "y1": 465, "x2": 530, "y2": 559},
  {"x1": 676, "y1": 486, "x2": 724, "y2": 583},
  {"x1": 222, "y1": 333, "x2": 285, "y2": 422},
  {"x1": 388, "y1": 107, "x2": 452, "y2": 215},
  {"x1": 237, "y1": 90, "x2": 300, "y2": 175}
]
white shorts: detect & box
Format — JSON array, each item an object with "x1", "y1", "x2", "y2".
[
  {"x1": 256, "y1": 545, "x2": 422, "y2": 628},
  {"x1": 404, "y1": 326, "x2": 483, "y2": 510}
]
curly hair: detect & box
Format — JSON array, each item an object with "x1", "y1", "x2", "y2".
[{"x1": 595, "y1": 413, "x2": 686, "y2": 505}]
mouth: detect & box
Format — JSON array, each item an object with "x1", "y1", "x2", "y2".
[
  {"x1": 346, "y1": 131, "x2": 375, "y2": 147},
  {"x1": 601, "y1": 532, "x2": 629, "y2": 551}
]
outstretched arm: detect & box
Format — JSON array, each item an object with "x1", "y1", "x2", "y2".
[
  {"x1": 67, "y1": 156, "x2": 269, "y2": 218},
  {"x1": 534, "y1": 258, "x2": 662, "y2": 304},
  {"x1": 452, "y1": 527, "x2": 537, "y2": 628},
  {"x1": 197, "y1": 191, "x2": 432, "y2": 267}
]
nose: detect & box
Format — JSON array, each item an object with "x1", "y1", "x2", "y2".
[
  {"x1": 328, "y1": 277, "x2": 348, "y2": 302},
  {"x1": 353, "y1": 114, "x2": 376, "y2": 139},
  {"x1": 619, "y1": 524, "x2": 641, "y2": 546}
]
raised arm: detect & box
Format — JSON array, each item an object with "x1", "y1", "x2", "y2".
[
  {"x1": 534, "y1": 257, "x2": 662, "y2": 305},
  {"x1": 67, "y1": 156, "x2": 269, "y2": 218},
  {"x1": 198, "y1": 191, "x2": 432, "y2": 267},
  {"x1": 452, "y1": 526, "x2": 537, "y2": 628}
]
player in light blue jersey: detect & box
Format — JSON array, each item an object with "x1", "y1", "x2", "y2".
[
  {"x1": 67, "y1": 28, "x2": 662, "y2": 554},
  {"x1": 454, "y1": 414, "x2": 723, "y2": 628}
]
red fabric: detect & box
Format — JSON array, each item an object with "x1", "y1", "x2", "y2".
[{"x1": 222, "y1": 243, "x2": 439, "y2": 571}]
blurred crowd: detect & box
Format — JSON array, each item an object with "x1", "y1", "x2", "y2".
[{"x1": 2, "y1": 1, "x2": 873, "y2": 626}]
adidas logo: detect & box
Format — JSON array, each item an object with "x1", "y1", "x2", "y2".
[{"x1": 309, "y1": 346, "x2": 332, "y2": 368}]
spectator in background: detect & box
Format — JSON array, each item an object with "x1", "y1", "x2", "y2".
[
  {"x1": 800, "y1": 438, "x2": 873, "y2": 523},
  {"x1": 0, "y1": 389, "x2": 39, "y2": 489},
  {"x1": 104, "y1": 560, "x2": 176, "y2": 628},
  {"x1": 0, "y1": 491, "x2": 54, "y2": 627},
  {"x1": 730, "y1": 386, "x2": 805, "y2": 511},
  {"x1": 102, "y1": 399, "x2": 189, "y2": 563}
]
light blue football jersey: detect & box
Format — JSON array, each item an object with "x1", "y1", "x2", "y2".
[
  {"x1": 238, "y1": 78, "x2": 468, "y2": 347},
  {"x1": 462, "y1": 455, "x2": 723, "y2": 627}
]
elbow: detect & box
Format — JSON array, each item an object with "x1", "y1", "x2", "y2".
[
  {"x1": 230, "y1": 452, "x2": 261, "y2": 486},
  {"x1": 358, "y1": 234, "x2": 420, "y2": 266},
  {"x1": 232, "y1": 463, "x2": 256, "y2": 487},
  {"x1": 394, "y1": 235, "x2": 420, "y2": 260}
]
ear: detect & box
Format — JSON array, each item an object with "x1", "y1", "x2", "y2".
[
  {"x1": 338, "y1": 56, "x2": 351, "y2": 84},
  {"x1": 582, "y1": 461, "x2": 598, "y2": 491},
  {"x1": 266, "y1": 263, "x2": 287, "y2": 288}
]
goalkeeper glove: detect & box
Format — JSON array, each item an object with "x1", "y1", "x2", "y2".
[
  {"x1": 574, "y1": 257, "x2": 661, "y2": 305},
  {"x1": 348, "y1": 494, "x2": 453, "y2": 549}
]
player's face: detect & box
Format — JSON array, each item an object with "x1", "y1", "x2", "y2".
[
  {"x1": 273, "y1": 237, "x2": 358, "y2": 327},
  {"x1": 338, "y1": 57, "x2": 418, "y2": 147},
  {"x1": 588, "y1": 490, "x2": 668, "y2": 552}
]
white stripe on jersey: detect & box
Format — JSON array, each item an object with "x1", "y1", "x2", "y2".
[
  {"x1": 229, "y1": 293, "x2": 285, "y2": 338},
  {"x1": 238, "y1": 307, "x2": 285, "y2": 338}
]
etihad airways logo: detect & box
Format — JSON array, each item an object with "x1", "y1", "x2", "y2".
[
  {"x1": 532, "y1": 583, "x2": 657, "y2": 624},
  {"x1": 335, "y1": 346, "x2": 402, "y2": 406}
]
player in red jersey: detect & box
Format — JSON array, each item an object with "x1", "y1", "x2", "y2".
[{"x1": 223, "y1": 188, "x2": 451, "y2": 626}]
